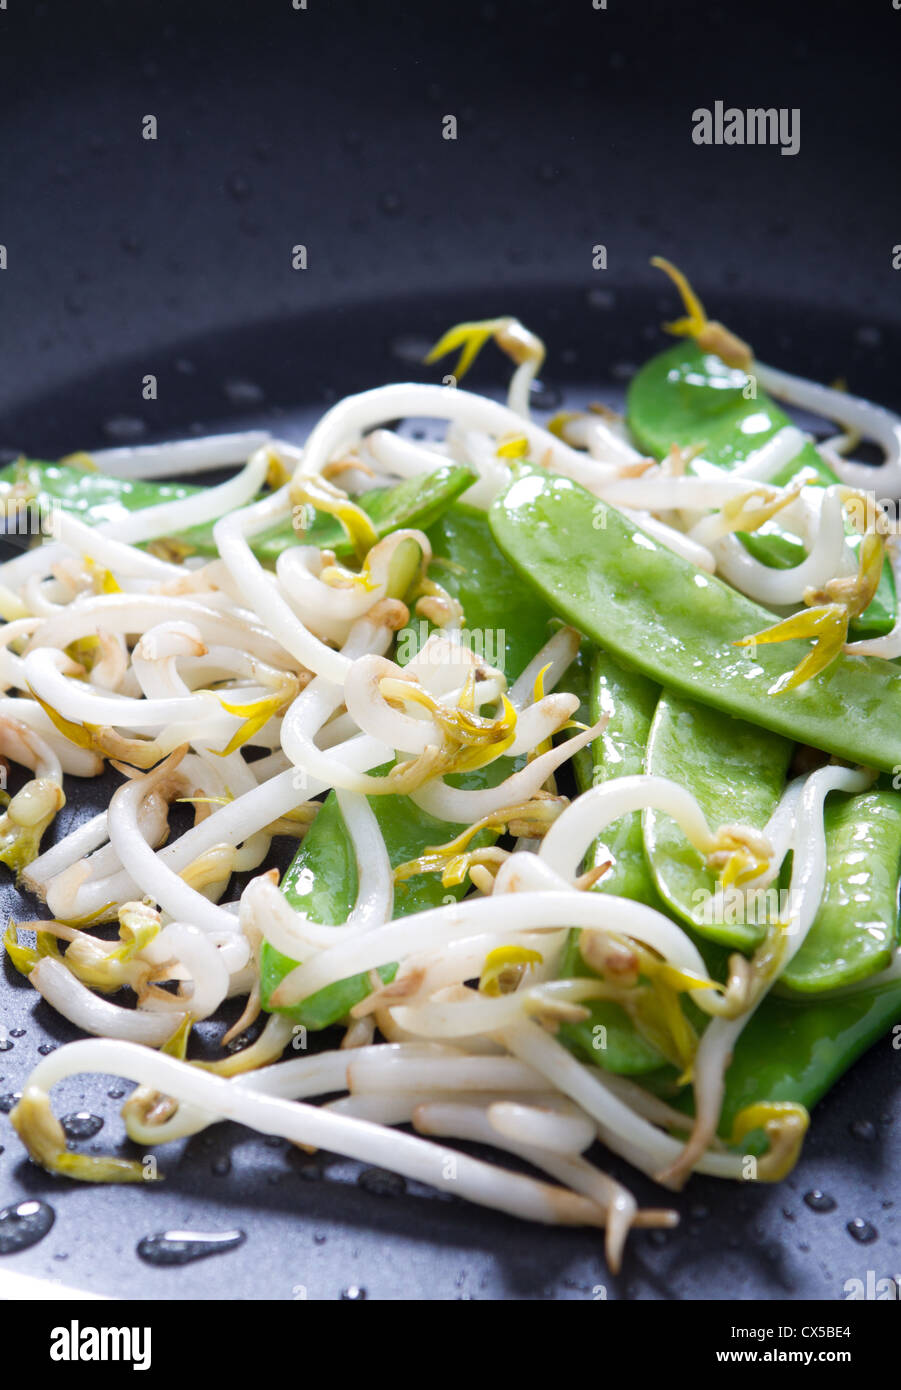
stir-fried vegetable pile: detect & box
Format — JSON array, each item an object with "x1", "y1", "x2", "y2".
[{"x1": 4, "y1": 262, "x2": 901, "y2": 1271}]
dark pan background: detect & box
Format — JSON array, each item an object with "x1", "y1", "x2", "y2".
[{"x1": 0, "y1": 0, "x2": 899, "y2": 1301}]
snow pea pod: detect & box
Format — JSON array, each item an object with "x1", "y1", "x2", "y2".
[
  {"x1": 0, "y1": 458, "x2": 476, "y2": 565},
  {"x1": 779, "y1": 786, "x2": 901, "y2": 993},
  {"x1": 643, "y1": 692, "x2": 793, "y2": 950},
  {"x1": 261, "y1": 503, "x2": 556, "y2": 1028},
  {"x1": 626, "y1": 341, "x2": 895, "y2": 637},
  {"x1": 398, "y1": 502, "x2": 557, "y2": 678},
  {"x1": 557, "y1": 647, "x2": 676, "y2": 1074},
  {"x1": 585, "y1": 649, "x2": 663, "y2": 907},
  {"x1": 719, "y1": 978, "x2": 901, "y2": 1134},
  {"x1": 489, "y1": 472, "x2": 901, "y2": 774},
  {"x1": 178, "y1": 462, "x2": 477, "y2": 562},
  {"x1": 259, "y1": 775, "x2": 499, "y2": 1029}
]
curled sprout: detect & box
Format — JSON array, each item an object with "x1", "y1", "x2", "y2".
[
  {"x1": 730, "y1": 1101, "x2": 809, "y2": 1182},
  {"x1": 735, "y1": 499, "x2": 887, "y2": 692},
  {"x1": 10, "y1": 1086, "x2": 152, "y2": 1183},
  {"x1": 289, "y1": 475, "x2": 379, "y2": 562},
  {"x1": 0, "y1": 777, "x2": 65, "y2": 874}
]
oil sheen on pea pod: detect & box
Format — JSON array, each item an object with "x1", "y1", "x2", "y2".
[
  {"x1": 719, "y1": 979, "x2": 901, "y2": 1135},
  {"x1": 262, "y1": 503, "x2": 560, "y2": 1028},
  {"x1": 626, "y1": 341, "x2": 895, "y2": 638},
  {"x1": 489, "y1": 472, "x2": 901, "y2": 774},
  {"x1": 643, "y1": 693, "x2": 792, "y2": 950},
  {"x1": 778, "y1": 786, "x2": 901, "y2": 994}
]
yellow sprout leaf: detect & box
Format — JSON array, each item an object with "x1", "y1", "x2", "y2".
[
  {"x1": 290, "y1": 476, "x2": 378, "y2": 563},
  {"x1": 496, "y1": 436, "x2": 529, "y2": 460},
  {"x1": 215, "y1": 693, "x2": 286, "y2": 757},
  {"x1": 10, "y1": 1087, "x2": 152, "y2": 1184},
  {"x1": 85, "y1": 557, "x2": 121, "y2": 595},
  {"x1": 735, "y1": 604, "x2": 849, "y2": 693},
  {"x1": 480, "y1": 945, "x2": 543, "y2": 996},
  {"x1": 425, "y1": 318, "x2": 507, "y2": 382},
  {"x1": 730, "y1": 1100, "x2": 810, "y2": 1182},
  {"x1": 651, "y1": 256, "x2": 752, "y2": 368},
  {"x1": 3, "y1": 921, "x2": 39, "y2": 977},
  {"x1": 160, "y1": 1015, "x2": 193, "y2": 1061}
]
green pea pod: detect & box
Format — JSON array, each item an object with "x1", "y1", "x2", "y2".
[
  {"x1": 643, "y1": 693, "x2": 793, "y2": 950},
  {"x1": 587, "y1": 649, "x2": 663, "y2": 906},
  {"x1": 179, "y1": 462, "x2": 477, "y2": 562},
  {"x1": 626, "y1": 341, "x2": 895, "y2": 637},
  {"x1": 779, "y1": 787, "x2": 901, "y2": 994},
  {"x1": 0, "y1": 458, "x2": 476, "y2": 565},
  {"x1": 259, "y1": 775, "x2": 498, "y2": 1029},
  {"x1": 397, "y1": 502, "x2": 558, "y2": 679},
  {"x1": 489, "y1": 472, "x2": 901, "y2": 773},
  {"x1": 0, "y1": 458, "x2": 200, "y2": 528},
  {"x1": 720, "y1": 979, "x2": 901, "y2": 1134},
  {"x1": 556, "y1": 646, "x2": 671, "y2": 1074},
  {"x1": 262, "y1": 503, "x2": 557, "y2": 1028}
]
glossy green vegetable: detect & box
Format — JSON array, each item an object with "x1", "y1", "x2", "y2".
[
  {"x1": 779, "y1": 787, "x2": 901, "y2": 993},
  {"x1": 489, "y1": 472, "x2": 901, "y2": 773},
  {"x1": 260, "y1": 775, "x2": 498, "y2": 1029},
  {"x1": 402, "y1": 502, "x2": 557, "y2": 679},
  {"x1": 180, "y1": 462, "x2": 477, "y2": 562},
  {"x1": 0, "y1": 458, "x2": 476, "y2": 565},
  {"x1": 719, "y1": 978, "x2": 901, "y2": 1133},
  {"x1": 626, "y1": 341, "x2": 895, "y2": 637},
  {"x1": 643, "y1": 692, "x2": 793, "y2": 950},
  {"x1": 587, "y1": 650, "x2": 663, "y2": 907},
  {"x1": 262, "y1": 503, "x2": 558, "y2": 1028}
]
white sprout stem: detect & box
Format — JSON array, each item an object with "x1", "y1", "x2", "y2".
[
  {"x1": 540, "y1": 774, "x2": 716, "y2": 881},
  {"x1": 845, "y1": 539, "x2": 901, "y2": 657},
  {"x1": 408, "y1": 720, "x2": 602, "y2": 824},
  {"x1": 365, "y1": 429, "x2": 451, "y2": 479},
  {"x1": 500, "y1": 1021, "x2": 744, "y2": 1184},
  {"x1": 676, "y1": 763, "x2": 873, "y2": 1180},
  {"x1": 509, "y1": 625, "x2": 581, "y2": 708},
  {"x1": 23, "y1": 1040, "x2": 609, "y2": 1229},
  {"x1": 293, "y1": 383, "x2": 590, "y2": 484},
  {"x1": 107, "y1": 775, "x2": 243, "y2": 937},
  {"x1": 412, "y1": 1101, "x2": 639, "y2": 1270},
  {"x1": 755, "y1": 361, "x2": 901, "y2": 494},
  {"x1": 24, "y1": 594, "x2": 298, "y2": 670},
  {"x1": 707, "y1": 487, "x2": 851, "y2": 606},
  {"x1": 268, "y1": 888, "x2": 711, "y2": 1010},
  {"x1": 87, "y1": 430, "x2": 272, "y2": 480},
  {"x1": 214, "y1": 481, "x2": 353, "y2": 682},
  {"x1": 335, "y1": 789, "x2": 394, "y2": 930},
  {"x1": 29, "y1": 959, "x2": 185, "y2": 1045}
]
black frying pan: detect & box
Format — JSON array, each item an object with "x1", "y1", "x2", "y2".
[{"x1": 0, "y1": 0, "x2": 899, "y2": 1301}]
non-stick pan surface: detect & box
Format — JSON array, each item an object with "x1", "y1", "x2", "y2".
[{"x1": 0, "y1": 0, "x2": 899, "y2": 1301}]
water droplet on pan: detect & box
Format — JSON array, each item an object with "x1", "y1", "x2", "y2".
[
  {"x1": 357, "y1": 1167, "x2": 406, "y2": 1198},
  {"x1": 61, "y1": 1112, "x2": 104, "y2": 1141},
  {"x1": 0, "y1": 1200, "x2": 55, "y2": 1254},
  {"x1": 136, "y1": 1228, "x2": 246, "y2": 1266},
  {"x1": 803, "y1": 1189, "x2": 837, "y2": 1213}
]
